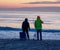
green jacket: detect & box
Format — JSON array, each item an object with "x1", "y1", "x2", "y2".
[{"x1": 35, "y1": 19, "x2": 42, "y2": 30}]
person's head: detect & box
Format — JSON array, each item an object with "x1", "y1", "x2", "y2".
[
  {"x1": 37, "y1": 16, "x2": 40, "y2": 19},
  {"x1": 25, "y1": 18, "x2": 28, "y2": 22}
]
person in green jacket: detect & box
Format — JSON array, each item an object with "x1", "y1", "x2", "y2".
[{"x1": 34, "y1": 16, "x2": 44, "y2": 40}]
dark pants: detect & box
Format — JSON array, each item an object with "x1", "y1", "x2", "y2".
[
  {"x1": 37, "y1": 30, "x2": 42, "y2": 40},
  {"x1": 23, "y1": 29, "x2": 29, "y2": 39}
]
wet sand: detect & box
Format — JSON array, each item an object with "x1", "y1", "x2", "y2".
[{"x1": 0, "y1": 39, "x2": 60, "y2": 50}]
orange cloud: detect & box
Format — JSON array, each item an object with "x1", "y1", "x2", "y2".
[
  {"x1": 0, "y1": 4, "x2": 60, "y2": 8},
  {"x1": 0, "y1": 0, "x2": 60, "y2": 8}
]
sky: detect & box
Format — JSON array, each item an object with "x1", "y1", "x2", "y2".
[
  {"x1": 0, "y1": 0, "x2": 60, "y2": 28},
  {"x1": 0, "y1": 0, "x2": 60, "y2": 8}
]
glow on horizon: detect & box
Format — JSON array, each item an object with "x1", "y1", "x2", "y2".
[
  {"x1": 0, "y1": 0, "x2": 58, "y2": 3},
  {"x1": 0, "y1": 4, "x2": 60, "y2": 8},
  {"x1": 0, "y1": 0, "x2": 60, "y2": 8}
]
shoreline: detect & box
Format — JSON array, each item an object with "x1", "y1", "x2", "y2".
[{"x1": 0, "y1": 27, "x2": 60, "y2": 33}]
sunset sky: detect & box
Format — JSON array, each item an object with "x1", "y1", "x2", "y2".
[{"x1": 0, "y1": 0, "x2": 60, "y2": 8}]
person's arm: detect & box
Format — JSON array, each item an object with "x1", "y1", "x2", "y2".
[
  {"x1": 34, "y1": 21, "x2": 36, "y2": 28},
  {"x1": 41, "y1": 20, "x2": 44, "y2": 24}
]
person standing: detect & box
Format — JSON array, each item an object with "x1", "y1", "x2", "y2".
[
  {"x1": 22, "y1": 18, "x2": 30, "y2": 40},
  {"x1": 34, "y1": 16, "x2": 44, "y2": 40}
]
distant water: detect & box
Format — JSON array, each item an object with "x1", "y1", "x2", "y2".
[
  {"x1": 0, "y1": 11, "x2": 60, "y2": 39},
  {"x1": 0, "y1": 11, "x2": 60, "y2": 29}
]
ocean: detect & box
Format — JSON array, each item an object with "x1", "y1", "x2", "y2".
[{"x1": 0, "y1": 11, "x2": 60, "y2": 40}]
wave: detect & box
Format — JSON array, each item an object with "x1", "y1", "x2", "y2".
[{"x1": 0, "y1": 26, "x2": 60, "y2": 33}]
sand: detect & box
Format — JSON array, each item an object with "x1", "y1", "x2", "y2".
[{"x1": 0, "y1": 39, "x2": 60, "y2": 50}]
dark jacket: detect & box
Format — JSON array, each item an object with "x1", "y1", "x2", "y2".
[{"x1": 22, "y1": 20, "x2": 30, "y2": 30}]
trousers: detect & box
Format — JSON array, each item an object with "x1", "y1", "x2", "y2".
[{"x1": 37, "y1": 30, "x2": 42, "y2": 40}]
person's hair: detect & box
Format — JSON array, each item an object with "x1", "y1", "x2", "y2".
[
  {"x1": 25, "y1": 18, "x2": 28, "y2": 21},
  {"x1": 37, "y1": 16, "x2": 40, "y2": 19}
]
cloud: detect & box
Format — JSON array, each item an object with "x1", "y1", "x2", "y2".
[{"x1": 23, "y1": 1, "x2": 60, "y2": 4}]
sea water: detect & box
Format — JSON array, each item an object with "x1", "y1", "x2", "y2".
[{"x1": 0, "y1": 11, "x2": 60, "y2": 40}]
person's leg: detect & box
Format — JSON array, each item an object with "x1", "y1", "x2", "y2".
[
  {"x1": 22, "y1": 29, "x2": 25, "y2": 33},
  {"x1": 37, "y1": 30, "x2": 39, "y2": 40},
  {"x1": 40, "y1": 30, "x2": 42, "y2": 40},
  {"x1": 22, "y1": 29, "x2": 26, "y2": 40},
  {"x1": 26, "y1": 30, "x2": 29, "y2": 40}
]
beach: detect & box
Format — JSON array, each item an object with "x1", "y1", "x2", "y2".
[
  {"x1": 0, "y1": 39, "x2": 60, "y2": 50},
  {"x1": 0, "y1": 29, "x2": 60, "y2": 50},
  {"x1": 0, "y1": 11, "x2": 60, "y2": 50},
  {"x1": 0, "y1": 0, "x2": 60, "y2": 49}
]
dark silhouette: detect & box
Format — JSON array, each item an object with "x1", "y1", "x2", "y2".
[
  {"x1": 22, "y1": 18, "x2": 30, "y2": 40},
  {"x1": 34, "y1": 16, "x2": 44, "y2": 40},
  {"x1": 20, "y1": 32, "x2": 26, "y2": 40}
]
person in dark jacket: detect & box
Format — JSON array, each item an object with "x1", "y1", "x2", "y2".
[
  {"x1": 22, "y1": 18, "x2": 30, "y2": 40},
  {"x1": 34, "y1": 16, "x2": 44, "y2": 40}
]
